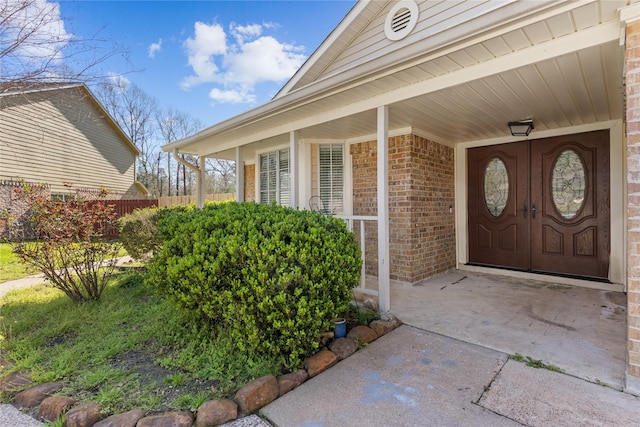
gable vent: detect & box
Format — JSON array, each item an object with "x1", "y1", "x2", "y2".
[
  {"x1": 391, "y1": 8, "x2": 412, "y2": 32},
  {"x1": 385, "y1": 0, "x2": 419, "y2": 41}
]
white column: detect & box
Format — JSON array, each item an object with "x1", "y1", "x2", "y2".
[
  {"x1": 377, "y1": 106, "x2": 390, "y2": 312},
  {"x1": 198, "y1": 156, "x2": 206, "y2": 208},
  {"x1": 290, "y1": 131, "x2": 299, "y2": 209},
  {"x1": 235, "y1": 146, "x2": 245, "y2": 202}
]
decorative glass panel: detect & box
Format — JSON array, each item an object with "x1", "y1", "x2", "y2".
[
  {"x1": 552, "y1": 149, "x2": 585, "y2": 219},
  {"x1": 483, "y1": 157, "x2": 509, "y2": 217}
]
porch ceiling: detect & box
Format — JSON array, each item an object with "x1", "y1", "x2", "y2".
[{"x1": 299, "y1": 41, "x2": 623, "y2": 145}]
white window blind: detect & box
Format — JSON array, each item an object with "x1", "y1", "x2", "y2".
[
  {"x1": 259, "y1": 148, "x2": 290, "y2": 206},
  {"x1": 319, "y1": 144, "x2": 344, "y2": 214}
]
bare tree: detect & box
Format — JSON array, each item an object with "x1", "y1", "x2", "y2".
[
  {"x1": 156, "y1": 107, "x2": 202, "y2": 196},
  {"x1": 0, "y1": 0, "x2": 126, "y2": 92},
  {"x1": 206, "y1": 158, "x2": 236, "y2": 193},
  {"x1": 97, "y1": 79, "x2": 159, "y2": 194}
]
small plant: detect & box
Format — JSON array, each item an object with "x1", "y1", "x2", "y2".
[
  {"x1": 510, "y1": 353, "x2": 564, "y2": 373},
  {"x1": 173, "y1": 390, "x2": 212, "y2": 411},
  {"x1": 44, "y1": 417, "x2": 64, "y2": 427},
  {"x1": 342, "y1": 299, "x2": 379, "y2": 326},
  {"x1": 164, "y1": 373, "x2": 186, "y2": 387},
  {"x1": 2, "y1": 182, "x2": 121, "y2": 302}
]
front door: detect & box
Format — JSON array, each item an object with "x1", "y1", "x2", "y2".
[{"x1": 468, "y1": 130, "x2": 610, "y2": 279}]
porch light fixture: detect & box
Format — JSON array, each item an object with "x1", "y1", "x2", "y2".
[{"x1": 508, "y1": 120, "x2": 534, "y2": 137}]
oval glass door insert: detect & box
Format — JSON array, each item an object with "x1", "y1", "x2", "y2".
[
  {"x1": 484, "y1": 157, "x2": 509, "y2": 217},
  {"x1": 551, "y1": 149, "x2": 585, "y2": 219}
]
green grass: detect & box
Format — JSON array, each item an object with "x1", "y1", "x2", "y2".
[
  {"x1": 0, "y1": 271, "x2": 282, "y2": 416},
  {"x1": 0, "y1": 242, "x2": 129, "y2": 283},
  {"x1": 510, "y1": 353, "x2": 564, "y2": 373},
  {"x1": 0, "y1": 243, "x2": 38, "y2": 282}
]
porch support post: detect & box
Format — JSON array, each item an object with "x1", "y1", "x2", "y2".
[
  {"x1": 290, "y1": 131, "x2": 299, "y2": 208},
  {"x1": 377, "y1": 106, "x2": 390, "y2": 312},
  {"x1": 172, "y1": 149, "x2": 205, "y2": 209},
  {"x1": 198, "y1": 156, "x2": 206, "y2": 208},
  {"x1": 235, "y1": 146, "x2": 244, "y2": 202}
]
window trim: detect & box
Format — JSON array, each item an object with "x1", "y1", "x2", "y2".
[
  {"x1": 317, "y1": 143, "x2": 345, "y2": 215},
  {"x1": 256, "y1": 145, "x2": 291, "y2": 206}
]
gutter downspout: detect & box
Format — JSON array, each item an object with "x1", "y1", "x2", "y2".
[{"x1": 173, "y1": 149, "x2": 205, "y2": 208}]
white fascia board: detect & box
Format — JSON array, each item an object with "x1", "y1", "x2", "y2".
[{"x1": 620, "y1": 2, "x2": 640, "y2": 24}]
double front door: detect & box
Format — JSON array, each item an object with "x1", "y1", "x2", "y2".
[{"x1": 468, "y1": 131, "x2": 610, "y2": 279}]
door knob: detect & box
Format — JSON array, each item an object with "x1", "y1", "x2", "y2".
[{"x1": 531, "y1": 204, "x2": 537, "y2": 219}]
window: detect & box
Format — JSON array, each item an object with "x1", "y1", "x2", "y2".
[
  {"x1": 319, "y1": 144, "x2": 344, "y2": 214},
  {"x1": 259, "y1": 148, "x2": 290, "y2": 205}
]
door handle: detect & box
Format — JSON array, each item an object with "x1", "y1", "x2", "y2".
[
  {"x1": 531, "y1": 204, "x2": 537, "y2": 219},
  {"x1": 523, "y1": 204, "x2": 527, "y2": 219}
]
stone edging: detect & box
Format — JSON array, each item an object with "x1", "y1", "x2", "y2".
[{"x1": 0, "y1": 315, "x2": 402, "y2": 427}]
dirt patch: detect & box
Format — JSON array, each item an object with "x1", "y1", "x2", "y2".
[
  {"x1": 45, "y1": 332, "x2": 78, "y2": 348},
  {"x1": 111, "y1": 350, "x2": 219, "y2": 413}
]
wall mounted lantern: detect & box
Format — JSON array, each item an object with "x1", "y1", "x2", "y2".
[{"x1": 508, "y1": 120, "x2": 534, "y2": 137}]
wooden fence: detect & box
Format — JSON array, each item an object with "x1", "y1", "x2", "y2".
[
  {"x1": 157, "y1": 193, "x2": 234, "y2": 207},
  {"x1": 99, "y1": 199, "x2": 158, "y2": 217}
]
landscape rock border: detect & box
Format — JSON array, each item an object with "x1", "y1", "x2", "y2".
[{"x1": 0, "y1": 315, "x2": 402, "y2": 426}]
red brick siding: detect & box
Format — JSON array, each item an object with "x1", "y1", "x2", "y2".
[
  {"x1": 627, "y1": 20, "x2": 640, "y2": 379},
  {"x1": 244, "y1": 164, "x2": 255, "y2": 202},
  {"x1": 351, "y1": 140, "x2": 379, "y2": 276},
  {"x1": 351, "y1": 134, "x2": 455, "y2": 283}
]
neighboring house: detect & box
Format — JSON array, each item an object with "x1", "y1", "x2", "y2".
[
  {"x1": 0, "y1": 83, "x2": 148, "y2": 201},
  {"x1": 163, "y1": 1, "x2": 640, "y2": 392}
]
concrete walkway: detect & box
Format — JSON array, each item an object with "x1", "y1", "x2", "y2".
[
  {"x1": 262, "y1": 325, "x2": 640, "y2": 426},
  {"x1": 0, "y1": 256, "x2": 136, "y2": 298},
  {"x1": 0, "y1": 274, "x2": 48, "y2": 298}
]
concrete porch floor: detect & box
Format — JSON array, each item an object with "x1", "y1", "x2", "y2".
[{"x1": 386, "y1": 270, "x2": 627, "y2": 390}]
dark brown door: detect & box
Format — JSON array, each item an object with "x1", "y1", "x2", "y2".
[
  {"x1": 468, "y1": 141, "x2": 529, "y2": 270},
  {"x1": 468, "y1": 131, "x2": 610, "y2": 279}
]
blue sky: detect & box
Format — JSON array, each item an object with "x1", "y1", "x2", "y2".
[{"x1": 53, "y1": 0, "x2": 356, "y2": 128}]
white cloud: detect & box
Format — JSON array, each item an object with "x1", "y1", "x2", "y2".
[
  {"x1": 107, "y1": 72, "x2": 130, "y2": 91},
  {"x1": 181, "y1": 20, "x2": 306, "y2": 104},
  {"x1": 5, "y1": 0, "x2": 72, "y2": 64},
  {"x1": 181, "y1": 21, "x2": 227, "y2": 88},
  {"x1": 230, "y1": 22, "x2": 262, "y2": 45},
  {"x1": 148, "y1": 39, "x2": 162, "y2": 58},
  {"x1": 208, "y1": 88, "x2": 255, "y2": 104},
  {"x1": 223, "y1": 36, "x2": 305, "y2": 86}
]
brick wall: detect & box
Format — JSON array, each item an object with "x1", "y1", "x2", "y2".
[
  {"x1": 351, "y1": 133, "x2": 456, "y2": 283},
  {"x1": 406, "y1": 135, "x2": 456, "y2": 282},
  {"x1": 244, "y1": 164, "x2": 255, "y2": 202},
  {"x1": 626, "y1": 20, "x2": 640, "y2": 389},
  {"x1": 351, "y1": 140, "x2": 379, "y2": 276}
]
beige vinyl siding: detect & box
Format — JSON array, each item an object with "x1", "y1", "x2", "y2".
[
  {"x1": 0, "y1": 88, "x2": 138, "y2": 196},
  {"x1": 321, "y1": 1, "x2": 508, "y2": 80}
]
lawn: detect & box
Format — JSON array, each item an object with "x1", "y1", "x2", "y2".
[
  {"x1": 0, "y1": 243, "x2": 39, "y2": 282},
  {"x1": 0, "y1": 271, "x2": 282, "y2": 416}
]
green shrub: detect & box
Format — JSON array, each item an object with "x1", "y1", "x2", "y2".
[
  {"x1": 118, "y1": 207, "x2": 159, "y2": 260},
  {"x1": 118, "y1": 206, "x2": 188, "y2": 261},
  {"x1": 146, "y1": 202, "x2": 362, "y2": 369}
]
